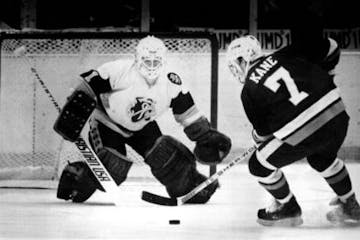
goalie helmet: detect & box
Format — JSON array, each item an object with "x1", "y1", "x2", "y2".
[
  {"x1": 135, "y1": 36, "x2": 167, "y2": 85},
  {"x1": 226, "y1": 35, "x2": 263, "y2": 83}
]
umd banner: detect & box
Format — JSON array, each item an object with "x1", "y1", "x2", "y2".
[{"x1": 179, "y1": 27, "x2": 360, "y2": 51}]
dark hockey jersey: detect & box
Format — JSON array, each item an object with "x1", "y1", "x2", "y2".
[{"x1": 241, "y1": 49, "x2": 345, "y2": 146}]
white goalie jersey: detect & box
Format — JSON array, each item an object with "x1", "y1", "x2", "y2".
[{"x1": 94, "y1": 59, "x2": 202, "y2": 132}]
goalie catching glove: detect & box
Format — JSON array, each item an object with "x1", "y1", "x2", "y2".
[
  {"x1": 184, "y1": 117, "x2": 231, "y2": 165},
  {"x1": 57, "y1": 161, "x2": 102, "y2": 202}
]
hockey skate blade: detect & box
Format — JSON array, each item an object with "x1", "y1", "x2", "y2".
[
  {"x1": 257, "y1": 216, "x2": 303, "y2": 227},
  {"x1": 327, "y1": 211, "x2": 360, "y2": 227},
  {"x1": 141, "y1": 191, "x2": 178, "y2": 206}
]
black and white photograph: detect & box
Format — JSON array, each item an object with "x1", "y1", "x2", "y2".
[{"x1": 1, "y1": 0, "x2": 360, "y2": 239}]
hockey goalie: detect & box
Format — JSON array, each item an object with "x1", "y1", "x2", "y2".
[{"x1": 54, "y1": 36, "x2": 232, "y2": 203}]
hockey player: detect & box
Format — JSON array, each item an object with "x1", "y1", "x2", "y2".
[
  {"x1": 54, "y1": 35, "x2": 231, "y2": 204},
  {"x1": 225, "y1": 34, "x2": 360, "y2": 226}
]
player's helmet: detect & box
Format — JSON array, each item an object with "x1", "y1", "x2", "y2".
[
  {"x1": 135, "y1": 36, "x2": 167, "y2": 85},
  {"x1": 226, "y1": 35, "x2": 263, "y2": 83}
]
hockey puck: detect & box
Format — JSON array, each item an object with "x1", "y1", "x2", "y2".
[{"x1": 169, "y1": 219, "x2": 180, "y2": 224}]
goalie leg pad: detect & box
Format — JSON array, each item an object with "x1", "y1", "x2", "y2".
[
  {"x1": 165, "y1": 168, "x2": 219, "y2": 204},
  {"x1": 54, "y1": 80, "x2": 97, "y2": 142},
  {"x1": 184, "y1": 173, "x2": 219, "y2": 204},
  {"x1": 89, "y1": 120, "x2": 133, "y2": 185},
  {"x1": 57, "y1": 148, "x2": 132, "y2": 203},
  {"x1": 145, "y1": 135, "x2": 218, "y2": 203},
  {"x1": 97, "y1": 147, "x2": 133, "y2": 185},
  {"x1": 144, "y1": 135, "x2": 196, "y2": 186}
]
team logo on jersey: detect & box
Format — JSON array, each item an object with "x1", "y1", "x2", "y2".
[
  {"x1": 128, "y1": 97, "x2": 156, "y2": 122},
  {"x1": 167, "y1": 72, "x2": 182, "y2": 85}
]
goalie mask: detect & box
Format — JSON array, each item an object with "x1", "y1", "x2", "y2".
[
  {"x1": 226, "y1": 35, "x2": 263, "y2": 83},
  {"x1": 135, "y1": 36, "x2": 167, "y2": 85}
]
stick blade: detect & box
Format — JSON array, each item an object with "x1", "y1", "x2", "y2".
[{"x1": 141, "y1": 191, "x2": 178, "y2": 206}]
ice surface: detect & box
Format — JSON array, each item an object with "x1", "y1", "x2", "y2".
[{"x1": 1, "y1": 163, "x2": 360, "y2": 239}]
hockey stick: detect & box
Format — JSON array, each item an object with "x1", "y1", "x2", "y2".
[
  {"x1": 14, "y1": 46, "x2": 121, "y2": 205},
  {"x1": 141, "y1": 145, "x2": 257, "y2": 206}
]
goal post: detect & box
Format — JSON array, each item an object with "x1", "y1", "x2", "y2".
[{"x1": 0, "y1": 31, "x2": 219, "y2": 186}]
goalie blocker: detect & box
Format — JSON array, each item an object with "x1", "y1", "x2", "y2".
[{"x1": 53, "y1": 73, "x2": 98, "y2": 142}]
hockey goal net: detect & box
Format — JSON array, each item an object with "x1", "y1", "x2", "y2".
[{"x1": 0, "y1": 31, "x2": 218, "y2": 186}]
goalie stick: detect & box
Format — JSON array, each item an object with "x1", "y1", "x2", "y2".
[
  {"x1": 141, "y1": 145, "x2": 257, "y2": 206},
  {"x1": 14, "y1": 46, "x2": 121, "y2": 205}
]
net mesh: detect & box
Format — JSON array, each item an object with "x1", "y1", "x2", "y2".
[
  {"x1": 0, "y1": 34, "x2": 214, "y2": 183},
  {"x1": 1, "y1": 38, "x2": 211, "y2": 55}
]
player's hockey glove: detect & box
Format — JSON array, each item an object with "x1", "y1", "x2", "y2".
[
  {"x1": 251, "y1": 129, "x2": 272, "y2": 147},
  {"x1": 184, "y1": 117, "x2": 231, "y2": 165}
]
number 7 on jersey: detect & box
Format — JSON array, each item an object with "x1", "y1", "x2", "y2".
[{"x1": 264, "y1": 67, "x2": 309, "y2": 105}]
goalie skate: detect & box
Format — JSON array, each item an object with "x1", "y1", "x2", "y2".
[
  {"x1": 257, "y1": 196, "x2": 303, "y2": 227},
  {"x1": 327, "y1": 193, "x2": 360, "y2": 225}
]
